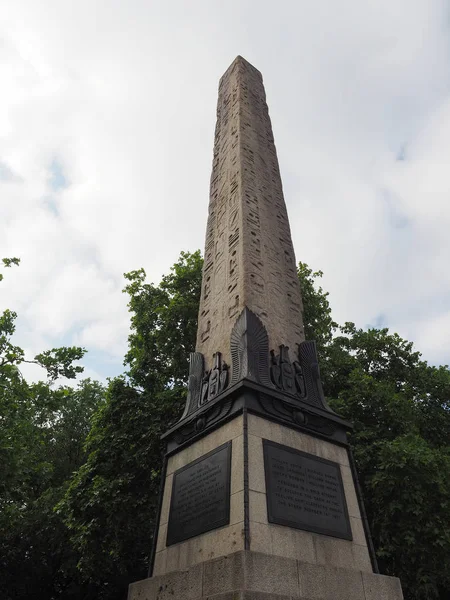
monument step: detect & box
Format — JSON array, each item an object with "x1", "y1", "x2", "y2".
[{"x1": 128, "y1": 550, "x2": 403, "y2": 600}]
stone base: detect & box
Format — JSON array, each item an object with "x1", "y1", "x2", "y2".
[{"x1": 128, "y1": 550, "x2": 403, "y2": 600}]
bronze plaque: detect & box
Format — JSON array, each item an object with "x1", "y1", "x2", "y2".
[
  {"x1": 166, "y1": 442, "x2": 232, "y2": 546},
  {"x1": 263, "y1": 440, "x2": 352, "y2": 540}
]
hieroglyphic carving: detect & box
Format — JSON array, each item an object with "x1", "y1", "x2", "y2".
[
  {"x1": 196, "y1": 57, "x2": 305, "y2": 369},
  {"x1": 238, "y1": 59, "x2": 304, "y2": 359}
]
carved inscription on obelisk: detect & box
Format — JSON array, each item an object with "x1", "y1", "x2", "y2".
[{"x1": 196, "y1": 56, "x2": 304, "y2": 369}]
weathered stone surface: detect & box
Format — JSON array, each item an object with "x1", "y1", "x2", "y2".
[
  {"x1": 130, "y1": 550, "x2": 403, "y2": 600},
  {"x1": 196, "y1": 56, "x2": 304, "y2": 370},
  {"x1": 248, "y1": 521, "x2": 272, "y2": 554},
  {"x1": 154, "y1": 417, "x2": 245, "y2": 576},
  {"x1": 230, "y1": 490, "x2": 245, "y2": 525},
  {"x1": 203, "y1": 552, "x2": 244, "y2": 596},
  {"x1": 201, "y1": 594, "x2": 295, "y2": 600},
  {"x1": 201, "y1": 594, "x2": 243, "y2": 600},
  {"x1": 158, "y1": 472, "x2": 172, "y2": 526},
  {"x1": 157, "y1": 522, "x2": 246, "y2": 575},
  {"x1": 349, "y1": 516, "x2": 368, "y2": 547},
  {"x1": 314, "y1": 534, "x2": 371, "y2": 573},
  {"x1": 153, "y1": 550, "x2": 166, "y2": 576},
  {"x1": 248, "y1": 415, "x2": 349, "y2": 467},
  {"x1": 128, "y1": 575, "x2": 158, "y2": 600},
  {"x1": 241, "y1": 593, "x2": 297, "y2": 600},
  {"x1": 340, "y1": 465, "x2": 361, "y2": 519},
  {"x1": 245, "y1": 552, "x2": 300, "y2": 597},
  {"x1": 297, "y1": 561, "x2": 365, "y2": 600},
  {"x1": 249, "y1": 490, "x2": 267, "y2": 524},
  {"x1": 128, "y1": 562, "x2": 203, "y2": 600},
  {"x1": 351, "y1": 543, "x2": 373, "y2": 573},
  {"x1": 270, "y1": 525, "x2": 316, "y2": 565},
  {"x1": 247, "y1": 434, "x2": 265, "y2": 494},
  {"x1": 158, "y1": 413, "x2": 370, "y2": 575},
  {"x1": 155, "y1": 523, "x2": 167, "y2": 553},
  {"x1": 246, "y1": 413, "x2": 371, "y2": 571},
  {"x1": 362, "y1": 572, "x2": 404, "y2": 600},
  {"x1": 167, "y1": 416, "x2": 243, "y2": 476},
  {"x1": 231, "y1": 433, "x2": 244, "y2": 494}
]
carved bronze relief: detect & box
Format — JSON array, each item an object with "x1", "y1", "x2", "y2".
[
  {"x1": 270, "y1": 344, "x2": 305, "y2": 397},
  {"x1": 181, "y1": 351, "x2": 229, "y2": 420},
  {"x1": 200, "y1": 352, "x2": 228, "y2": 407}
]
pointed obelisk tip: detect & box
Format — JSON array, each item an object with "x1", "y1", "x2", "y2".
[{"x1": 222, "y1": 55, "x2": 262, "y2": 79}]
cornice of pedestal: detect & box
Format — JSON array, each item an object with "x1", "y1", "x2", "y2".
[{"x1": 162, "y1": 307, "x2": 352, "y2": 453}]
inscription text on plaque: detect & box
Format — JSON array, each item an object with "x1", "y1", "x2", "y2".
[
  {"x1": 166, "y1": 442, "x2": 232, "y2": 546},
  {"x1": 263, "y1": 440, "x2": 352, "y2": 540}
]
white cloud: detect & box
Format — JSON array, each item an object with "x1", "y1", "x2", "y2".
[{"x1": 1, "y1": 0, "x2": 449, "y2": 383}]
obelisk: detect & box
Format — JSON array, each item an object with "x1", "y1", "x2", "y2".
[
  {"x1": 128, "y1": 57, "x2": 403, "y2": 600},
  {"x1": 196, "y1": 56, "x2": 304, "y2": 371}
]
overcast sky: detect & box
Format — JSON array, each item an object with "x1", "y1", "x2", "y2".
[{"x1": 1, "y1": 0, "x2": 449, "y2": 384}]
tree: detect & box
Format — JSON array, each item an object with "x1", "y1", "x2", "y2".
[
  {"x1": 16, "y1": 251, "x2": 450, "y2": 600},
  {"x1": 60, "y1": 251, "x2": 203, "y2": 600},
  {"x1": 0, "y1": 379, "x2": 106, "y2": 600},
  {"x1": 298, "y1": 261, "x2": 337, "y2": 353},
  {"x1": 0, "y1": 258, "x2": 105, "y2": 600},
  {"x1": 300, "y1": 266, "x2": 450, "y2": 600},
  {"x1": 123, "y1": 250, "x2": 203, "y2": 389}
]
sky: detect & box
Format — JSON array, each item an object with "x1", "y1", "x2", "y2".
[{"x1": 1, "y1": 0, "x2": 449, "y2": 384}]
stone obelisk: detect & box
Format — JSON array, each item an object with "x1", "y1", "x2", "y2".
[
  {"x1": 196, "y1": 56, "x2": 304, "y2": 371},
  {"x1": 128, "y1": 57, "x2": 403, "y2": 600}
]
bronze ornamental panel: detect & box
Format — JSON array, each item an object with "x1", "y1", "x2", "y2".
[
  {"x1": 263, "y1": 440, "x2": 352, "y2": 540},
  {"x1": 166, "y1": 442, "x2": 232, "y2": 546}
]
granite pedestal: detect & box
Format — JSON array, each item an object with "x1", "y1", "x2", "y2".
[
  {"x1": 129, "y1": 410, "x2": 403, "y2": 600},
  {"x1": 129, "y1": 550, "x2": 403, "y2": 600}
]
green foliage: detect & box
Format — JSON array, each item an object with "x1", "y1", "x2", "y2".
[
  {"x1": 123, "y1": 250, "x2": 203, "y2": 389},
  {"x1": 3, "y1": 252, "x2": 450, "y2": 600},
  {"x1": 370, "y1": 435, "x2": 450, "y2": 596},
  {"x1": 0, "y1": 257, "x2": 86, "y2": 384},
  {"x1": 298, "y1": 262, "x2": 337, "y2": 353},
  {"x1": 0, "y1": 379, "x2": 105, "y2": 600},
  {"x1": 0, "y1": 258, "x2": 104, "y2": 599},
  {"x1": 34, "y1": 347, "x2": 86, "y2": 382},
  {"x1": 331, "y1": 352, "x2": 450, "y2": 600},
  {"x1": 2, "y1": 257, "x2": 20, "y2": 268},
  {"x1": 60, "y1": 380, "x2": 161, "y2": 599},
  {"x1": 0, "y1": 256, "x2": 20, "y2": 282},
  {"x1": 299, "y1": 272, "x2": 450, "y2": 600},
  {"x1": 60, "y1": 251, "x2": 203, "y2": 600}
]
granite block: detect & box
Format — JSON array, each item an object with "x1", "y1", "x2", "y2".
[
  {"x1": 362, "y1": 572, "x2": 404, "y2": 600},
  {"x1": 203, "y1": 552, "x2": 244, "y2": 596},
  {"x1": 297, "y1": 561, "x2": 365, "y2": 600},
  {"x1": 245, "y1": 551, "x2": 299, "y2": 597}
]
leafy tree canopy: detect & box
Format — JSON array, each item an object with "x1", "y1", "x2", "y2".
[
  {"x1": 2, "y1": 253, "x2": 450, "y2": 600},
  {"x1": 299, "y1": 266, "x2": 450, "y2": 600},
  {"x1": 0, "y1": 259, "x2": 105, "y2": 600},
  {"x1": 60, "y1": 251, "x2": 203, "y2": 600}
]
